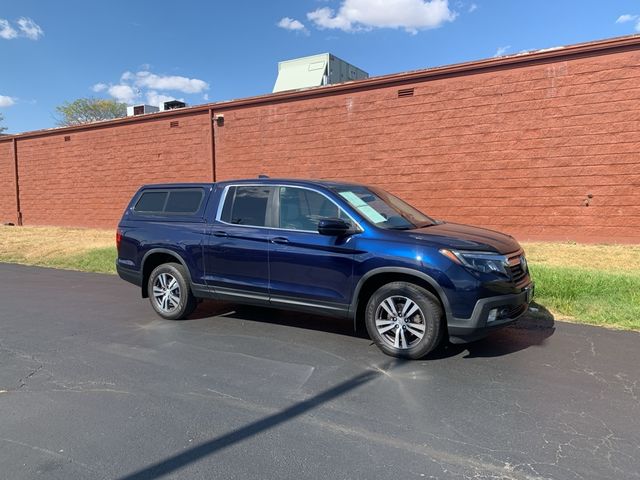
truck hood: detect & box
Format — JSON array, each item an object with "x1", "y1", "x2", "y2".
[{"x1": 405, "y1": 222, "x2": 521, "y2": 254}]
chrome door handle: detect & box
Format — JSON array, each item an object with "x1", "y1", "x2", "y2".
[
  {"x1": 211, "y1": 230, "x2": 228, "y2": 237},
  {"x1": 271, "y1": 237, "x2": 289, "y2": 244}
]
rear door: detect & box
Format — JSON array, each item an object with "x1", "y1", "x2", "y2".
[
  {"x1": 268, "y1": 186, "x2": 357, "y2": 313},
  {"x1": 203, "y1": 185, "x2": 275, "y2": 302}
]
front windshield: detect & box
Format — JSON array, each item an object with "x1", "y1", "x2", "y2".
[{"x1": 331, "y1": 185, "x2": 436, "y2": 230}]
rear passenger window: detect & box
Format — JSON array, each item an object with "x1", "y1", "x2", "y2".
[
  {"x1": 134, "y1": 189, "x2": 204, "y2": 215},
  {"x1": 165, "y1": 190, "x2": 204, "y2": 214},
  {"x1": 220, "y1": 186, "x2": 272, "y2": 227},
  {"x1": 135, "y1": 191, "x2": 168, "y2": 213}
]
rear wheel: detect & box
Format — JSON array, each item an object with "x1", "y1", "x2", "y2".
[
  {"x1": 365, "y1": 282, "x2": 443, "y2": 359},
  {"x1": 148, "y1": 263, "x2": 197, "y2": 320}
]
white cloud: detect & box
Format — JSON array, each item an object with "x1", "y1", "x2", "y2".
[
  {"x1": 616, "y1": 13, "x2": 640, "y2": 31},
  {"x1": 468, "y1": 3, "x2": 477, "y2": 13},
  {"x1": 0, "y1": 19, "x2": 18, "y2": 39},
  {"x1": 133, "y1": 71, "x2": 209, "y2": 94},
  {"x1": 16, "y1": 17, "x2": 43, "y2": 40},
  {"x1": 108, "y1": 84, "x2": 137, "y2": 104},
  {"x1": 277, "y1": 17, "x2": 309, "y2": 34},
  {"x1": 0, "y1": 95, "x2": 16, "y2": 107},
  {"x1": 308, "y1": 8, "x2": 351, "y2": 30},
  {"x1": 1, "y1": 17, "x2": 44, "y2": 40},
  {"x1": 494, "y1": 45, "x2": 511, "y2": 57},
  {"x1": 203, "y1": 93, "x2": 209, "y2": 101},
  {"x1": 616, "y1": 14, "x2": 638, "y2": 23},
  {"x1": 146, "y1": 91, "x2": 180, "y2": 107},
  {"x1": 92, "y1": 83, "x2": 108, "y2": 93},
  {"x1": 96, "y1": 69, "x2": 209, "y2": 105},
  {"x1": 307, "y1": 0, "x2": 456, "y2": 34}
]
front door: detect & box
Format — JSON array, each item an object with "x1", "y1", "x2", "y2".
[{"x1": 268, "y1": 186, "x2": 357, "y2": 314}]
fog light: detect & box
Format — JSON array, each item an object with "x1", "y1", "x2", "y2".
[{"x1": 488, "y1": 308, "x2": 498, "y2": 323}]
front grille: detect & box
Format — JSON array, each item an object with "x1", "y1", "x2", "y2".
[
  {"x1": 508, "y1": 251, "x2": 529, "y2": 284},
  {"x1": 509, "y1": 263, "x2": 527, "y2": 284}
]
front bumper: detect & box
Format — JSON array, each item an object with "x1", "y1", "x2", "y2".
[{"x1": 447, "y1": 282, "x2": 534, "y2": 343}]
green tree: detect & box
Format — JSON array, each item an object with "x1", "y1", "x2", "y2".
[
  {"x1": 0, "y1": 112, "x2": 6, "y2": 134},
  {"x1": 55, "y1": 98, "x2": 127, "y2": 126}
]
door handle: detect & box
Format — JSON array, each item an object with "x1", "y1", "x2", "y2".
[
  {"x1": 211, "y1": 230, "x2": 228, "y2": 237},
  {"x1": 271, "y1": 236, "x2": 289, "y2": 244}
]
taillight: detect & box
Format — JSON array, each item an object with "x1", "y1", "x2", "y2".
[{"x1": 116, "y1": 230, "x2": 123, "y2": 249}]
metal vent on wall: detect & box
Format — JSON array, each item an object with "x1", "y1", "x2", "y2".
[
  {"x1": 170, "y1": 121, "x2": 179, "y2": 128},
  {"x1": 397, "y1": 88, "x2": 415, "y2": 98}
]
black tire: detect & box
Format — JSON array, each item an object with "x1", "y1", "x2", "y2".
[
  {"x1": 365, "y1": 282, "x2": 444, "y2": 360},
  {"x1": 148, "y1": 262, "x2": 197, "y2": 320}
]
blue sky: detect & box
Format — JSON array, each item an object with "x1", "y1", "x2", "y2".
[{"x1": 1, "y1": 0, "x2": 640, "y2": 134}]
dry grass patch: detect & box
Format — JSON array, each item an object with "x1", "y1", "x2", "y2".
[
  {"x1": 522, "y1": 242, "x2": 640, "y2": 274},
  {"x1": 0, "y1": 225, "x2": 116, "y2": 273},
  {"x1": 0, "y1": 225, "x2": 114, "y2": 261}
]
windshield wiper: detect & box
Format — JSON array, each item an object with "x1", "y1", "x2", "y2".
[
  {"x1": 387, "y1": 225, "x2": 415, "y2": 230},
  {"x1": 416, "y1": 219, "x2": 443, "y2": 228}
]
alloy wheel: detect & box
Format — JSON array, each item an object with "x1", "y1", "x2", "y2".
[
  {"x1": 375, "y1": 295, "x2": 426, "y2": 349},
  {"x1": 152, "y1": 273, "x2": 181, "y2": 313}
]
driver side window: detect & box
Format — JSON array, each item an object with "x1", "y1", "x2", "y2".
[{"x1": 279, "y1": 187, "x2": 347, "y2": 231}]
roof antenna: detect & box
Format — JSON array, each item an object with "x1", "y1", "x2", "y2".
[{"x1": 258, "y1": 174, "x2": 270, "y2": 179}]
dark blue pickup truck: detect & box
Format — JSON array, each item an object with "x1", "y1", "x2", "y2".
[{"x1": 117, "y1": 178, "x2": 533, "y2": 359}]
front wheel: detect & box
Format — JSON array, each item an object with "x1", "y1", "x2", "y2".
[
  {"x1": 148, "y1": 262, "x2": 197, "y2": 320},
  {"x1": 365, "y1": 282, "x2": 444, "y2": 359}
]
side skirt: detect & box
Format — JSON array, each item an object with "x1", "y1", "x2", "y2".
[{"x1": 190, "y1": 284, "x2": 349, "y2": 318}]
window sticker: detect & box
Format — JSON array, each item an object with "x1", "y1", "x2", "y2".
[
  {"x1": 339, "y1": 191, "x2": 386, "y2": 224},
  {"x1": 357, "y1": 205, "x2": 386, "y2": 224},
  {"x1": 339, "y1": 191, "x2": 367, "y2": 208}
]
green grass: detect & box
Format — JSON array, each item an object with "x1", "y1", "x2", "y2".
[
  {"x1": 45, "y1": 247, "x2": 117, "y2": 274},
  {"x1": 529, "y1": 264, "x2": 640, "y2": 330}
]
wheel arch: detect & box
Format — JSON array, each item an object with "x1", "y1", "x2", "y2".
[
  {"x1": 350, "y1": 267, "x2": 452, "y2": 331},
  {"x1": 141, "y1": 249, "x2": 193, "y2": 298}
]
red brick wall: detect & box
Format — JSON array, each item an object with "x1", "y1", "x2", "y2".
[
  {"x1": 215, "y1": 50, "x2": 640, "y2": 243},
  {"x1": 13, "y1": 113, "x2": 212, "y2": 228},
  {"x1": 0, "y1": 141, "x2": 17, "y2": 225},
  {"x1": 1, "y1": 46, "x2": 639, "y2": 242}
]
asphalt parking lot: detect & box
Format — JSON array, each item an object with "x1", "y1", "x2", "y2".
[{"x1": 1, "y1": 263, "x2": 639, "y2": 480}]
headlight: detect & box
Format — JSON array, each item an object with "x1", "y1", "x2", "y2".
[{"x1": 439, "y1": 249, "x2": 509, "y2": 276}]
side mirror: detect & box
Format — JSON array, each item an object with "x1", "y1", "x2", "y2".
[{"x1": 318, "y1": 218, "x2": 352, "y2": 236}]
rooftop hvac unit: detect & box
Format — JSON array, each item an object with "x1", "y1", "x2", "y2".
[
  {"x1": 273, "y1": 53, "x2": 368, "y2": 93},
  {"x1": 126, "y1": 104, "x2": 160, "y2": 117},
  {"x1": 160, "y1": 100, "x2": 187, "y2": 111}
]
